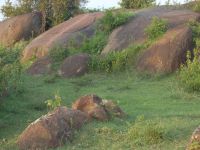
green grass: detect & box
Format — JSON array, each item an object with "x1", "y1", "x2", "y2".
[{"x1": 1, "y1": 72, "x2": 200, "y2": 150}]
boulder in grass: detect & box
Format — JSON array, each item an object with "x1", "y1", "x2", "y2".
[
  {"x1": 136, "y1": 26, "x2": 194, "y2": 74},
  {"x1": 59, "y1": 53, "x2": 90, "y2": 78},
  {"x1": 0, "y1": 12, "x2": 43, "y2": 46},
  {"x1": 17, "y1": 107, "x2": 88, "y2": 150},
  {"x1": 72, "y1": 94, "x2": 108, "y2": 121},
  {"x1": 21, "y1": 12, "x2": 103, "y2": 62},
  {"x1": 72, "y1": 94, "x2": 126, "y2": 121},
  {"x1": 187, "y1": 126, "x2": 200, "y2": 150},
  {"x1": 102, "y1": 99, "x2": 126, "y2": 118},
  {"x1": 27, "y1": 56, "x2": 52, "y2": 75}
]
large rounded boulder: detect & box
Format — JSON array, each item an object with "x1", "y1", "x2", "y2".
[
  {"x1": 72, "y1": 94, "x2": 125, "y2": 121},
  {"x1": 22, "y1": 12, "x2": 103, "y2": 62},
  {"x1": 27, "y1": 56, "x2": 52, "y2": 75},
  {"x1": 17, "y1": 107, "x2": 88, "y2": 150},
  {"x1": 72, "y1": 94, "x2": 108, "y2": 121},
  {"x1": 0, "y1": 12, "x2": 43, "y2": 46},
  {"x1": 136, "y1": 26, "x2": 194, "y2": 73},
  {"x1": 59, "y1": 53, "x2": 90, "y2": 78},
  {"x1": 101, "y1": 7, "x2": 200, "y2": 54}
]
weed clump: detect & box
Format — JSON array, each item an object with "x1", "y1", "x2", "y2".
[
  {"x1": 120, "y1": 0, "x2": 155, "y2": 9},
  {"x1": 0, "y1": 45, "x2": 22, "y2": 97},
  {"x1": 126, "y1": 116, "x2": 164, "y2": 145},
  {"x1": 179, "y1": 49, "x2": 200, "y2": 91},
  {"x1": 49, "y1": 46, "x2": 69, "y2": 63},
  {"x1": 145, "y1": 17, "x2": 168, "y2": 41},
  {"x1": 45, "y1": 93, "x2": 63, "y2": 110},
  {"x1": 178, "y1": 21, "x2": 200, "y2": 92}
]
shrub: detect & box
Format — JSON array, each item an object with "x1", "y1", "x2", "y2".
[
  {"x1": 89, "y1": 51, "x2": 128, "y2": 73},
  {"x1": 89, "y1": 43, "x2": 148, "y2": 73},
  {"x1": 145, "y1": 17, "x2": 168, "y2": 41},
  {"x1": 99, "y1": 10, "x2": 133, "y2": 33},
  {"x1": 126, "y1": 116, "x2": 164, "y2": 145},
  {"x1": 193, "y1": 1, "x2": 200, "y2": 12},
  {"x1": 188, "y1": 20, "x2": 200, "y2": 47},
  {"x1": 0, "y1": 46, "x2": 22, "y2": 97},
  {"x1": 179, "y1": 49, "x2": 200, "y2": 91},
  {"x1": 120, "y1": 0, "x2": 155, "y2": 9},
  {"x1": 49, "y1": 46, "x2": 69, "y2": 63},
  {"x1": 45, "y1": 93, "x2": 63, "y2": 110},
  {"x1": 80, "y1": 32, "x2": 108, "y2": 54}
]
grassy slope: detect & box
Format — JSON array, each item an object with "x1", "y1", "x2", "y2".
[{"x1": 0, "y1": 72, "x2": 200, "y2": 150}]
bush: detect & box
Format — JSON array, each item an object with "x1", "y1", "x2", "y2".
[
  {"x1": 89, "y1": 43, "x2": 148, "y2": 73},
  {"x1": 80, "y1": 32, "x2": 108, "y2": 54},
  {"x1": 179, "y1": 49, "x2": 200, "y2": 91},
  {"x1": 188, "y1": 20, "x2": 200, "y2": 47},
  {"x1": 193, "y1": 1, "x2": 200, "y2": 12},
  {"x1": 145, "y1": 17, "x2": 168, "y2": 41},
  {"x1": 49, "y1": 46, "x2": 69, "y2": 63},
  {"x1": 120, "y1": 0, "x2": 155, "y2": 9},
  {"x1": 89, "y1": 51, "x2": 128, "y2": 73},
  {"x1": 0, "y1": 46, "x2": 22, "y2": 97},
  {"x1": 99, "y1": 10, "x2": 133, "y2": 33},
  {"x1": 45, "y1": 93, "x2": 63, "y2": 111},
  {"x1": 126, "y1": 116, "x2": 164, "y2": 145}
]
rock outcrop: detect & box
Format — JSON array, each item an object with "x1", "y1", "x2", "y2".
[
  {"x1": 136, "y1": 26, "x2": 194, "y2": 73},
  {"x1": 22, "y1": 12, "x2": 103, "y2": 62},
  {"x1": 17, "y1": 107, "x2": 88, "y2": 150},
  {"x1": 102, "y1": 7, "x2": 200, "y2": 54},
  {"x1": 0, "y1": 12, "x2": 43, "y2": 46}
]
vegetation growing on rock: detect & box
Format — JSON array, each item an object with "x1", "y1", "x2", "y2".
[{"x1": 120, "y1": 0, "x2": 155, "y2": 9}]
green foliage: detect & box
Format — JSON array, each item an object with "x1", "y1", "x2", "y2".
[
  {"x1": 1, "y1": 0, "x2": 87, "y2": 27},
  {"x1": 188, "y1": 20, "x2": 200, "y2": 46},
  {"x1": 193, "y1": 1, "x2": 200, "y2": 12},
  {"x1": 179, "y1": 49, "x2": 200, "y2": 91},
  {"x1": 99, "y1": 10, "x2": 133, "y2": 33},
  {"x1": 89, "y1": 43, "x2": 148, "y2": 73},
  {"x1": 120, "y1": 0, "x2": 155, "y2": 9},
  {"x1": 49, "y1": 46, "x2": 69, "y2": 63},
  {"x1": 45, "y1": 93, "x2": 63, "y2": 110},
  {"x1": 178, "y1": 20, "x2": 200, "y2": 92},
  {"x1": 145, "y1": 17, "x2": 168, "y2": 40},
  {"x1": 89, "y1": 51, "x2": 128, "y2": 73},
  {"x1": 80, "y1": 10, "x2": 133, "y2": 54},
  {"x1": 126, "y1": 116, "x2": 164, "y2": 145},
  {"x1": 80, "y1": 32, "x2": 108, "y2": 54},
  {"x1": 188, "y1": 141, "x2": 200, "y2": 150},
  {"x1": 0, "y1": 45, "x2": 22, "y2": 97}
]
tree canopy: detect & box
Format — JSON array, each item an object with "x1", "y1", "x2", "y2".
[
  {"x1": 120, "y1": 0, "x2": 155, "y2": 9},
  {"x1": 1, "y1": 0, "x2": 87, "y2": 27}
]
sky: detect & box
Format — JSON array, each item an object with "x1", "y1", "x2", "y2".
[{"x1": 0, "y1": 0, "x2": 187, "y2": 20}]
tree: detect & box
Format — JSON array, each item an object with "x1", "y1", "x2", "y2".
[
  {"x1": 1, "y1": 0, "x2": 87, "y2": 27},
  {"x1": 120, "y1": 0, "x2": 155, "y2": 9}
]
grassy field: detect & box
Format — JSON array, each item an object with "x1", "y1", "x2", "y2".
[{"x1": 0, "y1": 71, "x2": 200, "y2": 150}]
